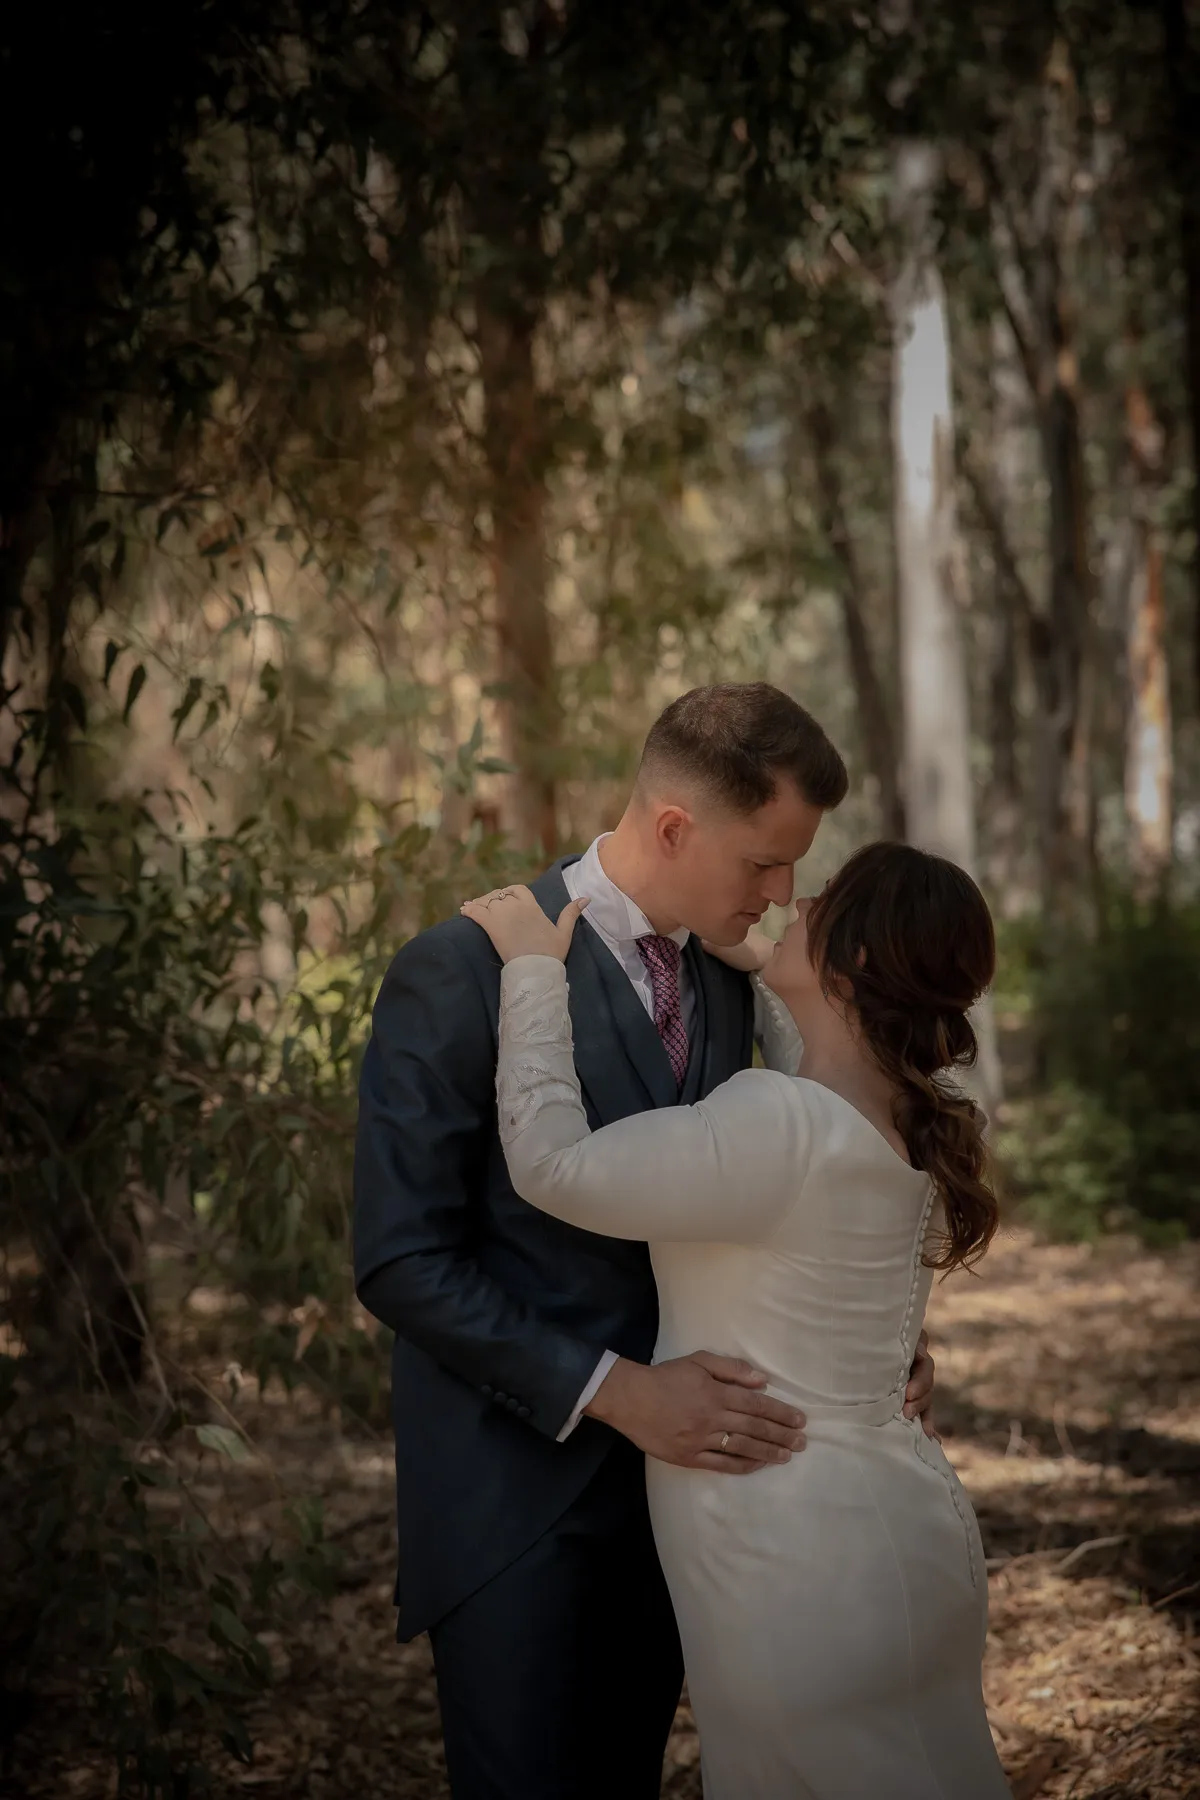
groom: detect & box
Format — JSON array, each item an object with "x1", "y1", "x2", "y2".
[{"x1": 354, "y1": 683, "x2": 935, "y2": 1798}]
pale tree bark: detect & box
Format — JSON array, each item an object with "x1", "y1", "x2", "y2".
[
  {"x1": 807, "y1": 399, "x2": 905, "y2": 840},
  {"x1": 1123, "y1": 357, "x2": 1173, "y2": 894},
  {"x1": 890, "y1": 142, "x2": 975, "y2": 863},
  {"x1": 889, "y1": 138, "x2": 1002, "y2": 1111}
]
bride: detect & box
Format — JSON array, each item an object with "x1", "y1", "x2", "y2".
[{"x1": 461, "y1": 841, "x2": 1011, "y2": 1799}]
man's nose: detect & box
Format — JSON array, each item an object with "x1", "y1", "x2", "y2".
[{"x1": 762, "y1": 865, "x2": 795, "y2": 908}]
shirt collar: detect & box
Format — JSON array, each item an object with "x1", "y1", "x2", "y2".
[{"x1": 572, "y1": 836, "x2": 690, "y2": 950}]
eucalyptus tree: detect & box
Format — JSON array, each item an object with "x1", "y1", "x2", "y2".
[{"x1": 275, "y1": 0, "x2": 874, "y2": 848}]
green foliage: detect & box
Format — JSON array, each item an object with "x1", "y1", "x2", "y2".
[
  {"x1": 998, "y1": 894, "x2": 1200, "y2": 1244},
  {"x1": 1, "y1": 783, "x2": 521, "y2": 1372},
  {"x1": 0, "y1": 740, "x2": 523, "y2": 1787}
]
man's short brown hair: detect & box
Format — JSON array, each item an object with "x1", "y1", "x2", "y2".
[{"x1": 637, "y1": 683, "x2": 848, "y2": 814}]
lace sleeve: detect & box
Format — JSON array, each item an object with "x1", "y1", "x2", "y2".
[
  {"x1": 496, "y1": 956, "x2": 588, "y2": 1147},
  {"x1": 752, "y1": 974, "x2": 803, "y2": 1076}
]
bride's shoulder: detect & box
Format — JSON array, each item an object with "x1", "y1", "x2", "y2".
[{"x1": 712, "y1": 1067, "x2": 822, "y2": 1132}]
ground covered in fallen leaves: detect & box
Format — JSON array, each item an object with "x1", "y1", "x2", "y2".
[{"x1": 12, "y1": 1226, "x2": 1200, "y2": 1799}]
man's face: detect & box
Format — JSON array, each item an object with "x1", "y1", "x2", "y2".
[{"x1": 661, "y1": 778, "x2": 825, "y2": 945}]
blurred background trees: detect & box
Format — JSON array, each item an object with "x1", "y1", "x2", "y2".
[{"x1": 3, "y1": 0, "x2": 1200, "y2": 1789}]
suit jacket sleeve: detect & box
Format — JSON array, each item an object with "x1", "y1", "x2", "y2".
[{"x1": 353, "y1": 928, "x2": 606, "y2": 1439}]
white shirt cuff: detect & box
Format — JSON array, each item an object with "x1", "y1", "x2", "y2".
[{"x1": 556, "y1": 1349, "x2": 620, "y2": 1442}]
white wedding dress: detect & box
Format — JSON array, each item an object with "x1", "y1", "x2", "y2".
[{"x1": 496, "y1": 956, "x2": 1010, "y2": 1800}]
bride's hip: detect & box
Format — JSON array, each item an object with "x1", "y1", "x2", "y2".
[
  {"x1": 646, "y1": 1433, "x2": 986, "y2": 1640},
  {"x1": 645, "y1": 1416, "x2": 977, "y2": 1537}
]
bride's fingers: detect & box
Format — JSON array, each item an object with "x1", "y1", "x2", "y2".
[
  {"x1": 555, "y1": 896, "x2": 590, "y2": 934},
  {"x1": 460, "y1": 886, "x2": 523, "y2": 915}
]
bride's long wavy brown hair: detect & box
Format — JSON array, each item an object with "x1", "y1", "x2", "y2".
[{"x1": 804, "y1": 842, "x2": 999, "y2": 1273}]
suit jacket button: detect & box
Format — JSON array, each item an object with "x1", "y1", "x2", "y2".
[
  {"x1": 493, "y1": 1390, "x2": 508, "y2": 1406},
  {"x1": 517, "y1": 1405, "x2": 531, "y2": 1419},
  {"x1": 505, "y1": 1397, "x2": 520, "y2": 1413},
  {"x1": 481, "y1": 1384, "x2": 494, "y2": 1398}
]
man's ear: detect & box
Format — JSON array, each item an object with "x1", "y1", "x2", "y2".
[{"x1": 656, "y1": 804, "x2": 692, "y2": 856}]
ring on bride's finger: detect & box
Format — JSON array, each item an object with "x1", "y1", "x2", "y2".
[{"x1": 719, "y1": 1431, "x2": 730, "y2": 1453}]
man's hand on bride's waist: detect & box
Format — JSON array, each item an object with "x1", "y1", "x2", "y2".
[{"x1": 583, "y1": 1352, "x2": 807, "y2": 1474}]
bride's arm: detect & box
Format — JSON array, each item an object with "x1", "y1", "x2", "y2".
[{"x1": 497, "y1": 956, "x2": 808, "y2": 1242}]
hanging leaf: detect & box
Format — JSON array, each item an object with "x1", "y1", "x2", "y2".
[
  {"x1": 171, "y1": 676, "x2": 204, "y2": 741},
  {"x1": 122, "y1": 663, "x2": 147, "y2": 723}
]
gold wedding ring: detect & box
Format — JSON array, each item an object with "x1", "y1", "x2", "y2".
[{"x1": 719, "y1": 1431, "x2": 730, "y2": 1452}]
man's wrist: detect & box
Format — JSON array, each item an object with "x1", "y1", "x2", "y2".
[{"x1": 582, "y1": 1354, "x2": 644, "y2": 1428}]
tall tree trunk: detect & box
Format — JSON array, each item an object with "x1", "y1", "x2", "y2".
[
  {"x1": 1161, "y1": 0, "x2": 1200, "y2": 709},
  {"x1": 465, "y1": 2, "x2": 561, "y2": 858},
  {"x1": 1031, "y1": 45, "x2": 1094, "y2": 895},
  {"x1": 476, "y1": 303, "x2": 558, "y2": 857},
  {"x1": 890, "y1": 142, "x2": 975, "y2": 864},
  {"x1": 983, "y1": 42, "x2": 1094, "y2": 911},
  {"x1": 889, "y1": 139, "x2": 1002, "y2": 1110},
  {"x1": 983, "y1": 314, "x2": 1025, "y2": 895},
  {"x1": 1124, "y1": 360, "x2": 1173, "y2": 893},
  {"x1": 807, "y1": 399, "x2": 905, "y2": 839}
]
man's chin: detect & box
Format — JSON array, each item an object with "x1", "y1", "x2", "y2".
[{"x1": 706, "y1": 925, "x2": 750, "y2": 948}]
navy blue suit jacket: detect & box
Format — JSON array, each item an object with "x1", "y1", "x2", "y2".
[{"x1": 353, "y1": 858, "x2": 754, "y2": 1638}]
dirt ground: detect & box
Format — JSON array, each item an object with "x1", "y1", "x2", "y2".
[{"x1": 12, "y1": 1226, "x2": 1200, "y2": 1799}]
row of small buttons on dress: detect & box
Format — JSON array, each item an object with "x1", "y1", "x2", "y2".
[{"x1": 481, "y1": 1384, "x2": 531, "y2": 1419}]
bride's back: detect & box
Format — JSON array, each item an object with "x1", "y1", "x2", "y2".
[{"x1": 650, "y1": 1077, "x2": 937, "y2": 1419}]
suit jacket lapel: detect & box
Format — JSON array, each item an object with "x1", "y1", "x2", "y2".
[
  {"x1": 680, "y1": 936, "x2": 711, "y2": 1104},
  {"x1": 529, "y1": 862, "x2": 676, "y2": 1120},
  {"x1": 684, "y1": 941, "x2": 758, "y2": 1100},
  {"x1": 578, "y1": 921, "x2": 678, "y2": 1111}
]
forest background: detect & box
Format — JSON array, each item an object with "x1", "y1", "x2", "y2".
[{"x1": 2, "y1": 3, "x2": 1200, "y2": 1796}]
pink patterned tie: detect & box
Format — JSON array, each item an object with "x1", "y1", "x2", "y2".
[{"x1": 636, "y1": 934, "x2": 689, "y2": 1092}]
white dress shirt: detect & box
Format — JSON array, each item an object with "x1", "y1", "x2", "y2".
[{"x1": 554, "y1": 836, "x2": 693, "y2": 1439}]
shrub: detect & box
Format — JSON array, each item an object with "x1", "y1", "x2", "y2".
[
  {"x1": 0, "y1": 787, "x2": 526, "y2": 1789},
  {"x1": 998, "y1": 892, "x2": 1200, "y2": 1244}
]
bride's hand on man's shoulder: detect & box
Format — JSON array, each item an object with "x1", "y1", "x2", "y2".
[
  {"x1": 460, "y1": 885, "x2": 590, "y2": 964},
  {"x1": 701, "y1": 926, "x2": 776, "y2": 975}
]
